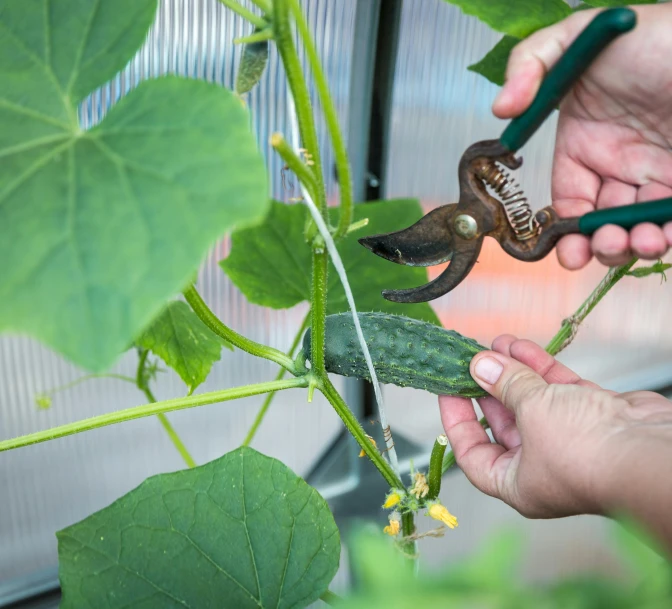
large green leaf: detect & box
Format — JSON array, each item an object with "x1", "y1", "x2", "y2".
[
  {"x1": 136, "y1": 301, "x2": 232, "y2": 395},
  {"x1": 220, "y1": 200, "x2": 439, "y2": 324},
  {"x1": 443, "y1": 0, "x2": 571, "y2": 38},
  {"x1": 58, "y1": 447, "x2": 340, "y2": 609},
  {"x1": 468, "y1": 35, "x2": 520, "y2": 86},
  {"x1": 0, "y1": 0, "x2": 269, "y2": 371},
  {"x1": 466, "y1": 4, "x2": 599, "y2": 87}
]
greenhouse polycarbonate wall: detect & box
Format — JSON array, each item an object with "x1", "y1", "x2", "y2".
[
  {"x1": 2, "y1": 0, "x2": 672, "y2": 601},
  {"x1": 0, "y1": 0, "x2": 355, "y2": 589}
]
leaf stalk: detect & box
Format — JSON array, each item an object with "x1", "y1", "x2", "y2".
[
  {"x1": 183, "y1": 285, "x2": 297, "y2": 373},
  {"x1": 0, "y1": 378, "x2": 309, "y2": 453}
]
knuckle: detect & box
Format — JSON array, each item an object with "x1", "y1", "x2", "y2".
[{"x1": 499, "y1": 368, "x2": 542, "y2": 408}]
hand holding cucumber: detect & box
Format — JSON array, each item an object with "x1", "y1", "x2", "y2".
[
  {"x1": 493, "y1": 4, "x2": 672, "y2": 269},
  {"x1": 439, "y1": 337, "x2": 672, "y2": 554}
]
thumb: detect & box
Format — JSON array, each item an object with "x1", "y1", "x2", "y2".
[
  {"x1": 470, "y1": 351, "x2": 548, "y2": 414},
  {"x1": 493, "y1": 8, "x2": 599, "y2": 118}
]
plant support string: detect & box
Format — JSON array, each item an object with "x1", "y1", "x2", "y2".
[{"x1": 285, "y1": 93, "x2": 401, "y2": 477}]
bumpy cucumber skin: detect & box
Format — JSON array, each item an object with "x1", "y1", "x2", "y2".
[{"x1": 303, "y1": 312, "x2": 488, "y2": 398}]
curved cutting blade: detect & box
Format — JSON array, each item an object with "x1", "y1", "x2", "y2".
[
  {"x1": 358, "y1": 204, "x2": 457, "y2": 267},
  {"x1": 380, "y1": 237, "x2": 484, "y2": 303}
]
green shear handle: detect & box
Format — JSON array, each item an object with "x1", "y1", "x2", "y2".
[
  {"x1": 500, "y1": 7, "x2": 636, "y2": 153},
  {"x1": 578, "y1": 198, "x2": 672, "y2": 235},
  {"x1": 500, "y1": 7, "x2": 672, "y2": 236}
]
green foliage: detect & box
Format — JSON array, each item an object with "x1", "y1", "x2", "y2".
[
  {"x1": 442, "y1": 0, "x2": 570, "y2": 38},
  {"x1": 468, "y1": 35, "x2": 520, "y2": 86},
  {"x1": 339, "y1": 526, "x2": 672, "y2": 609},
  {"x1": 467, "y1": 0, "x2": 661, "y2": 87},
  {"x1": 136, "y1": 301, "x2": 233, "y2": 395},
  {"x1": 57, "y1": 447, "x2": 340, "y2": 609},
  {"x1": 627, "y1": 260, "x2": 671, "y2": 281},
  {"x1": 0, "y1": 0, "x2": 269, "y2": 371},
  {"x1": 221, "y1": 199, "x2": 440, "y2": 324}
]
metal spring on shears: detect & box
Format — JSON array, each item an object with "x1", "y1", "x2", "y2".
[{"x1": 475, "y1": 162, "x2": 539, "y2": 241}]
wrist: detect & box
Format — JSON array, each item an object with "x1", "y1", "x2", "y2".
[{"x1": 594, "y1": 412, "x2": 672, "y2": 517}]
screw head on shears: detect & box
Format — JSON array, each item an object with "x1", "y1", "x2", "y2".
[{"x1": 453, "y1": 214, "x2": 479, "y2": 240}]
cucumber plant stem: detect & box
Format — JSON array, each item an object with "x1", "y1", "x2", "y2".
[
  {"x1": 319, "y1": 378, "x2": 403, "y2": 489},
  {"x1": 310, "y1": 251, "x2": 329, "y2": 374},
  {"x1": 545, "y1": 258, "x2": 637, "y2": 356},
  {"x1": 243, "y1": 312, "x2": 310, "y2": 446},
  {"x1": 271, "y1": 133, "x2": 319, "y2": 203},
  {"x1": 136, "y1": 349, "x2": 196, "y2": 468},
  {"x1": 248, "y1": 0, "x2": 272, "y2": 14},
  {"x1": 0, "y1": 378, "x2": 309, "y2": 453},
  {"x1": 441, "y1": 258, "x2": 639, "y2": 475},
  {"x1": 234, "y1": 30, "x2": 273, "y2": 45},
  {"x1": 217, "y1": 0, "x2": 267, "y2": 28},
  {"x1": 287, "y1": 0, "x2": 353, "y2": 239},
  {"x1": 427, "y1": 435, "x2": 448, "y2": 500},
  {"x1": 273, "y1": 0, "x2": 327, "y2": 216},
  {"x1": 184, "y1": 284, "x2": 297, "y2": 373}
]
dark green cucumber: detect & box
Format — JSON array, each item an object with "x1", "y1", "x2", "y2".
[
  {"x1": 303, "y1": 312, "x2": 488, "y2": 398},
  {"x1": 235, "y1": 29, "x2": 269, "y2": 95}
]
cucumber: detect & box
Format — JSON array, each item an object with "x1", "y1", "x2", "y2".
[
  {"x1": 303, "y1": 312, "x2": 488, "y2": 397},
  {"x1": 235, "y1": 30, "x2": 269, "y2": 95}
]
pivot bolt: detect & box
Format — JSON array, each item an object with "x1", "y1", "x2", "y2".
[{"x1": 453, "y1": 214, "x2": 478, "y2": 240}]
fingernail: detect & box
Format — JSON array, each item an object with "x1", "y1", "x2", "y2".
[{"x1": 473, "y1": 357, "x2": 503, "y2": 385}]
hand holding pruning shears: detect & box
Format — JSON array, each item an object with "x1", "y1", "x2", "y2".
[{"x1": 360, "y1": 7, "x2": 672, "y2": 302}]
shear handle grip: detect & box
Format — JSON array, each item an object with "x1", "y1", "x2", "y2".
[
  {"x1": 500, "y1": 8, "x2": 636, "y2": 153},
  {"x1": 578, "y1": 198, "x2": 672, "y2": 235}
]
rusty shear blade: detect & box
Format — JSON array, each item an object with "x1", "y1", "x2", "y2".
[
  {"x1": 358, "y1": 204, "x2": 457, "y2": 267},
  {"x1": 380, "y1": 236, "x2": 484, "y2": 303}
]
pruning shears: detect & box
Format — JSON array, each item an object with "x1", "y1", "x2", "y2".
[{"x1": 359, "y1": 8, "x2": 672, "y2": 303}]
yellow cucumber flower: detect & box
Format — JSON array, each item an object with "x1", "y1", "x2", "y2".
[
  {"x1": 410, "y1": 472, "x2": 429, "y2": 499},
  {"x1": 383, "y1": 490, "x2": 404, "y2": 509},
  {"x1": 428, "y1": 502, "x2": 458, "y2": 529},
  {"x1": 383, "y1": 515, "x2": 401, "y2": 536},
  {"x1": 358, "y1": 435, "x2": 377, "y2": 458}
]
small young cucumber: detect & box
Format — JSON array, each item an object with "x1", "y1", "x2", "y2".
[{"x1": 303, "y1": 312, "x2": 488, "y2": 397}]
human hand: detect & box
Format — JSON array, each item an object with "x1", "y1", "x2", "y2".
[
  {"x1": 493, "y1": 5, "x2": 672, "y2": 270},
  {"x1": 439, "y1": 335, "x2": 672, "y2": 519}
]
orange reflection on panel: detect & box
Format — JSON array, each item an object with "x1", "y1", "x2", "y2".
[{"x1": 426, "y1": 229, "x2": 607, "y2": 347}]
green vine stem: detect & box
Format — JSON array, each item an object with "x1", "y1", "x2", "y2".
[
  {"x1": 273, "y1": 0, "x2": 327, "y2": 216},
  {"x1": 545, "y1": 258, "x2": 637, "y2": 356},
  {"x1": 234, "y1": 29, "x2": 273, "y2": 45},
  {"x1": 136, "y1": 349, "x2": 197, "y2": 469},
  {"x1": 400, "y1": 512, "x2": 417, "y2": 557},
  {"x1": 243, "y1": 312, "x2": 310, "y2": 446},
  {"x1": 183, "y1": 284, "x2": 297, "y2": 373},
  {"x1": 0, "y1": 378, "x2": 309, "y2": 453},
  {"x1": 287, "y1": 0, "x2": 353, "y2": 239},
  {"x1": 427, "y1": 434, "x2": 448, "y2": 500},
  {"x1": 310, "y1": 251, "x2": 329, "y2": 374},
  {"x1": 248, "y1": 0, "x2": 272, "y2": 16},
  {"x1": 319, "y1": 590, "x2": 343, "y2": 606},
  {"x1": 441, "y1": 258, "x2": 639, "y2": 475},
  {"x1": 271, "y1": 132, "x2": 319, "y2": 203},
  {"x1": 35, "y1": 373, "x2": 137, "y2": 407},
  {"x1": 217, "y1": 0, "x2": 267, "y2": 29},
  {"x1": 319, "y1": 378, "x2": 402, "y2": 489}
]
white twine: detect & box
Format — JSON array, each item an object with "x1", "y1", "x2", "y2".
[{"x1": 286, "y1": 95, "x2": 400, "y2": 477}]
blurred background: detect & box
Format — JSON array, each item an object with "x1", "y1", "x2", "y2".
[{"x1": 1, "y1": 0, "x2": 671, "y2": 606}]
